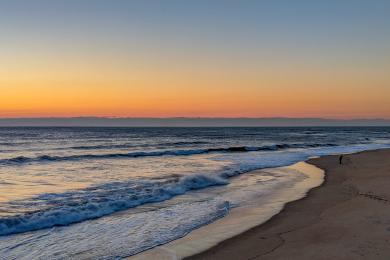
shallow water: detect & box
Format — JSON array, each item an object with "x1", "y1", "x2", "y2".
[{"x1": 0, "y1": 127, "x2": 390, "y2": 258}]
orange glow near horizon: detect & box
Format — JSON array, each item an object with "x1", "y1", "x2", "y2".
[{"x1": 1, "y1": 52, "x2": 389, "y2": 119}]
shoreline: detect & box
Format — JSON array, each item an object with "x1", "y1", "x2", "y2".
[
  {"x1": 130, "y1": 161, "x2": 325, "y2": 260},
  {"x1": 187, "y1": 148, "x2": 390, "y2": 259}
]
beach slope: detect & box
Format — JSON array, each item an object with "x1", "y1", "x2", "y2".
[{"x1": 188, "y1": 149, "x2": 390, "y2": 260}]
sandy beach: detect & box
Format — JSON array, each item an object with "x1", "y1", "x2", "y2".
[{"x1": 186, "y1": 149, "x2": 390, "y2": 260}]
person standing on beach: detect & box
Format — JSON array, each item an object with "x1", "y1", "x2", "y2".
[{"x1": 339, "y1": 155, "x2": 343, "y2": 165}]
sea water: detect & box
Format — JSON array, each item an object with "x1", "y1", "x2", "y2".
[{"x1": 0, "y1": 127, "x2": 389, "y2": 259}]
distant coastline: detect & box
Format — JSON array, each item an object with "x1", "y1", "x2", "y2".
[{"x1": 0, "y1": 117, "x2": 390, "y2": 127}]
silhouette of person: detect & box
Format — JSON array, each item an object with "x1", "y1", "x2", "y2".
[{"x1": 339, "y1": 155, "x2": 343, "y2": 165}]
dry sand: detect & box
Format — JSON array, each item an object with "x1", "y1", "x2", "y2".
[{"x1": 188, "y1": 149, "x2": 390, "y2": 260}]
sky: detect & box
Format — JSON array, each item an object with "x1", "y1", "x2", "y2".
[{"x1": 1, "y1": 0, "x2": 389, "y2": 119}]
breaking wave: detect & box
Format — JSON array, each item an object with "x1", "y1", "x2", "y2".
[
  {"x1": 1, "y1": 142, "x2": 389, "y2": 237},
  {"x1": 0, "y1": 174, "x2": 228, "y2": 236},
  {"x1": 0, "y1": 143, "x2": 337, "y2": 166}
]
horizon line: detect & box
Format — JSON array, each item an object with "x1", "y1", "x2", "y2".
[
  {"x1": 1, "y1": 116, "x2": 390, "y2": 120},
  {"x1": 1, "y1": 117, "x2": 390, "y2": 127}
]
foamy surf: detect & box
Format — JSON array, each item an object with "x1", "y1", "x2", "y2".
[
  {"x1": 0, "y1": 143, "x2": 337, "y2": 166},
  {"x1": 0, "y1": 174, "x2": 227, "y2": 236},
  {"x1": 1, "y1": 143, "x2": 389, "y2": 238},
  {"x1": 0, "y1": 161, "x2": 321, "y2": 260},
  {"x1": 0, "y1": 200, "x2": 230, "y2": 259},
  {"x1": 131, "y1": 162, "x2": 325, "y2": 260},
  {"x1": 1, "y1": 127, "x2": 390, "y2": 259}
]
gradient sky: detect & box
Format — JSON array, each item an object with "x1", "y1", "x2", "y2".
[{"x1": 1, "y1": 0, "x2": 389, "y2": 118}]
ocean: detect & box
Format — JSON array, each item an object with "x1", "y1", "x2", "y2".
[{"x1": 1, "y1": 127, "x2": 390, "y2": 259}]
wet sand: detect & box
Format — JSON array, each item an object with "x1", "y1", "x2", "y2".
[
  {"x1": 130, "y1": 162, "x2": 324, "y2": 260},
  {"x1": 188, "y1": 149, "x2": 390, "y2": 260}
]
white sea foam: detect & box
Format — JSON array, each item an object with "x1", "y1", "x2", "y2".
[
  {"x1": 1, "y1": 143, "x2": 389, "y2": 238},
  {"x1": 0, "y1": 200, "x2": 230, "y2": 259},
  {"x1": 0, "y1": 161, "x2": 309, "y2": 260},
  {"x1": 0, "y1": 143, "x2": 338, "y2": 166},
  {"x1": 0, "y1": 174, "x2": 227, "y2": 236}
]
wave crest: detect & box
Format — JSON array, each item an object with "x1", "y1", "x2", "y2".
[
  {"x1": 0, "y1": 143, "x2": 337, "y2": 166},
  {"x1": 0, "y1": 174, "x2": 227, "y2": 236}
]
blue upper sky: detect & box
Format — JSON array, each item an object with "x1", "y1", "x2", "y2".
[{"x1": 2, "y1": 0, "x2": 389, "y2": 58}]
